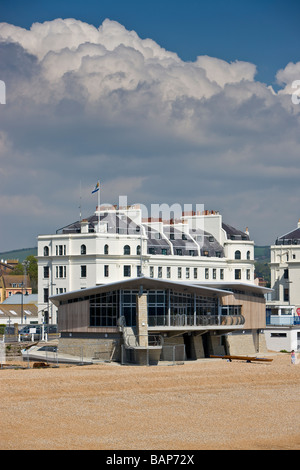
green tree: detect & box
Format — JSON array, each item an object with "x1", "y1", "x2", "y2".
[
  {"x1": 10, "y1": 263, "x2": 24, "y2": 275},
  {"x1": 25, "y1": 255, "x2": 38, "y2": 293},
  {"x1": 254, "y1": 261, "x2": 271, "y2": 287}
]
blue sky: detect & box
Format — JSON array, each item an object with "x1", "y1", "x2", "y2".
[{"x1": 0, "y1": 0, "x2": 299, "y2": 250}]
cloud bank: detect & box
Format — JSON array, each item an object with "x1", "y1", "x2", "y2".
[{"x1": 0, "y1": 18, "x2": 299, "y2": 250}]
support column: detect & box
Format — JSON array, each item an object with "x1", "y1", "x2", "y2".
[
  {"x1": 136, "y1": 291, "x2": 148, "y2": 347},
  {"x1": 168, "y1": 289, "x2": 171, "y2": 326}
]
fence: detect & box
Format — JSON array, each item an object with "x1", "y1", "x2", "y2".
[{"x1": 1, "y1": 333, "x2": 60, "y2": 344}]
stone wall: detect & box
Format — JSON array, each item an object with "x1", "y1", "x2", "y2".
[
  {"x1": 226, "y1": 331, "x2": 268, "y2": 356},
  {"x1": 58, "y1": 335, "x2": 121, "y2": 362}
]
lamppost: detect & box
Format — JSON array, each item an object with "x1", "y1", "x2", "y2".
[
  {"x1": 21, "y1": 282, "x2": 28, "y2": 326},
  {"x1": 21, "y1": 260, "x2": 30, "y2": 325},
  {"x1": 21, "y1": 283, "x2": 23, "y2": 325}
]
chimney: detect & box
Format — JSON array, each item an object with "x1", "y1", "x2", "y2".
[
  {"x1": 245, "y1": 227, "x2": 249, "y2": 236},
  {"x1": 298, "y1": 219, "x2": 300, "y2": 229},
  {"x1": 81, "y1": 219, "x2": 89, "y2": 233}
]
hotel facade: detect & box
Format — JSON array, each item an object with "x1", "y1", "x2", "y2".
[
  {"x1": 38, "y1": 203, "x2": 269, "y2": 362},
  {"x1": 266, "y1": 219, "x2": 300, "y2": 352}
]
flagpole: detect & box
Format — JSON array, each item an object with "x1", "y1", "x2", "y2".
[
  {"x1": 98, "y1": 180, "x2": 100, "y2": 232},
  {"x1": 92, "y1": 181, "x2": 100, "y2": 232},
  {"x1": 79, "y1": 180, "x2": 82, "y2": 222}
]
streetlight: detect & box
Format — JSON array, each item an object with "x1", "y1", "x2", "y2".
[
  {"x1": 21, "y1": 283, "x2": 28, "y2": 326},
  {"x1": 21, "y1": 260, "x2": 29, "y2": 325}
]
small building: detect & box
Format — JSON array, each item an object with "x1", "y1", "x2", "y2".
[
  {"x1": 0, "y1": 274, "x2": 32, "y2": 303},
  {"x1": 0, "y1": 294, "x2": 38, "y2": 327},
  {"x1": 0, "y1": 259, "x2": 17, "y2": 276},
  {"x1": 50, "y1": 276, "x2": 269, "y2": 364}
]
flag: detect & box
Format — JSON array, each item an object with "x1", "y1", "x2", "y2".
[{"x1": 92, "y1": 181, "x2": 100, "y2": 194}]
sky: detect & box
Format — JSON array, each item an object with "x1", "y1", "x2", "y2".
[{"x1": 0, "y1": 0, "x2": 300, "y2": 251}]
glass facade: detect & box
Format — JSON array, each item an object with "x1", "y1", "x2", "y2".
[
  {"x1": 148, "y1": 290, "x2": 166, "y2": 322},
  {"x1": 88, "y1": 288, "x2": 219, "y2": 327},
  {"x1": 62, "y1": 287, "x2": 241, "y2": 328},
  {"x1": 90, "y1": 291, "x2": 119, "y2": 327},
  {"x1": 122, "y1": 290, "x2": 138, "y2": 327},
  {"x1": 147, "y1": 290, "x2": 218, "y2": 327}
]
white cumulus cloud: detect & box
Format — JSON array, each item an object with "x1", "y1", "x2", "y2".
[{"x1": 0, "y1": 18, "x2": 299, "y2": 250}]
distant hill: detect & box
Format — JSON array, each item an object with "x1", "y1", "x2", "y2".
[
  {"x1": 0, "y1": 247, "x2": 37, "y2": 263},
  {"x1": 254, "y1": 246, "x2": 270, "y2": 262},
  {"x1": 254, "y1": 246, "x2": 271, "y2": 287}
]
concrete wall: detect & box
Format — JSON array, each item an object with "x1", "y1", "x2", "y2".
[
  {"x1": 58, "y1": 334, "x2": 121, "y2": 362},
  {"x1": 163, "y1": 332, "x2": 224, "y2": 360},
  {"x1": 226, "y1": 331, "x2": 268, "y2": 356}
]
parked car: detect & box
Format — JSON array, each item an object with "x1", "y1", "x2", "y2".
[
  {"x1": 19, "y1": 325, "x2": 42, "y2": 341},
  {"x1": 19, "y1": 324, "x2": 58, "y2": 341},
  {"x1": 4, "y1": 326, "x2": 18, "y2": 336},
  {"x1": 44, "y1": 324, "x2": 58, "y2": 335}
]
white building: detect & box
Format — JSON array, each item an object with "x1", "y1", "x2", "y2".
[
  {"x1": 266, "y1": 219, "x2": 300, "y2": 352},
  {"x1": 37, "y1": 204, "x2": 256, "y2": 324}
]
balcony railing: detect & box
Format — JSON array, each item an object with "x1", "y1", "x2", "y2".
[
  {"x1": 148, "y1": 314, "x2": 245, "y2": 328},
  {"x1": 266, "y1": 315, "x2": 300, "y2": 326}
]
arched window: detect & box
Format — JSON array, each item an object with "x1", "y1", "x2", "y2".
[
  {"x1": 81, "y1": 244, "x2": 86, "y2": 255},
  {"x1": 136, "y1": 245, "x2": 141, "y2": 255},
  {"x1": 44, "y1": 246, "x2": 49, "y2": 256},
  {"x1": 124, "y1": 245, "x2": 131, "y2": 255},
  {"x1": 104, "y1": 244, "x2": 109, "y2": 255},
  {"x1": 247, "y1": 250, "x2": 250, "y2": 260},
  {"x1": 235, "y1": 250, "x2": 241, "y2": 260}
]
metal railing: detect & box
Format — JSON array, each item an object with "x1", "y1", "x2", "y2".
[
  {"x1": 123, "y1": 333, "x2": 163, "y2": 348},
  {"x1": 118, "y1": 314, "x2": 245, "y2": 335},
  {"x1": 161, "y1": 344, "x2": 185, "y2": 364},
  {"x1": 148, "y1": 314, "x2": 245, "y2": 327},
  {"x1": 266, "y1": 315, "x2": 300, "y2": 326},
  {"x1": 118, "y1": 317, "x2": 163, "y2": 349}
]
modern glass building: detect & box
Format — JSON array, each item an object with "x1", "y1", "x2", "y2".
[{"x1": 51, "y1": 276, "x2": 268, "y2": 363}]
